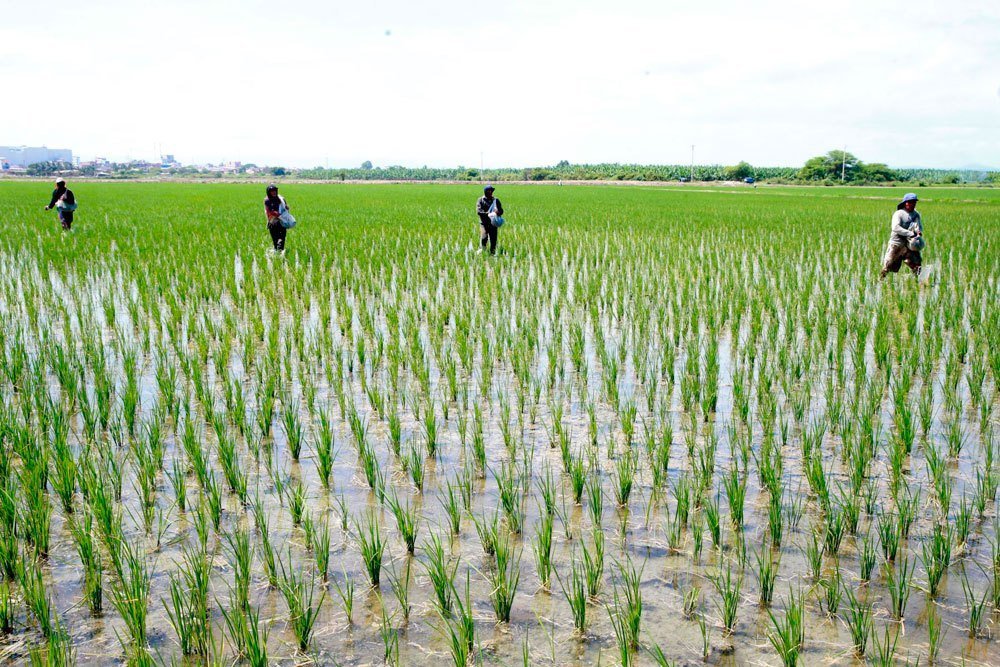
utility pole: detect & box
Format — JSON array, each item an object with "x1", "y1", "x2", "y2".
[
  {"x1": 841, "y1": 145, "x2": 847, "y2": 182},
  {"x1": 690, "y1": 145, "x2": 695, "y2": 182}
]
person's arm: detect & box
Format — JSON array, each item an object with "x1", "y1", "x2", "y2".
[
  {"x1": 45, "y1": 189, "x2": 59, "y2": 210},
  {"x1": 265, "y1": 199, "x2": 280, "y2": 221},
  {"x1": 495, "y1": 199, "x2": 503, "y2": 216},
  {"x1": 476, "y1": 197, "x2": 488, "y2": 215}
]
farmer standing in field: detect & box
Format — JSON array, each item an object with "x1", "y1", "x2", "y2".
[
  {"x1": 476, "y1": 185, "x2": 504, "y2": 255},
  {"x1": 44, "y1": 178, "x2": 77, "y2": 231},
  {"x1": 264, "y1": 184, "x2": 292, "y2": 253},
  {"x1": 880, "y1": 193, "x2": 924, "y2": 279}
]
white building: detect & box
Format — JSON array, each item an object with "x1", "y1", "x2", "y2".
[{"x1": 0, "y1": 145, "x2": 73, "y2": 168}]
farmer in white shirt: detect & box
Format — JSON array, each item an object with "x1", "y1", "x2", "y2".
[{"x1": 880, "y1": 193, "x2": 924, "y2": 279}]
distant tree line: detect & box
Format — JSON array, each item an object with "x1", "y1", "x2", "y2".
[
  {"x1": 24, "y1": 161, "x2": 74, "y2": 176},
  {"x1": 294, "y1": 154, "x2": 995, "y2": 185},
  {"x1": 17, "y1": 154, "x2": 998, "y2": 185}
]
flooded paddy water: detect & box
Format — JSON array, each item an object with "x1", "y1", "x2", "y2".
[{"x1": 0, "y1": 182, "x2": 997, "y2": 665}]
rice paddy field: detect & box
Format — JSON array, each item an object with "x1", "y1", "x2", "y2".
[{"x1": 0, "y1": 181, "x2": 998, "y2": 666}]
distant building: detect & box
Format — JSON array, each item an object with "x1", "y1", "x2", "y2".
[{"x1": 0, "y1": 145, "x2": 73, "y2": 167}]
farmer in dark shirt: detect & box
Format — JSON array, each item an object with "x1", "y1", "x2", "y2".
[
  {"x1": 476, "y1": 185, "x2": 504, "y2": 255},
  {"x1": 264, "y1": 184, "x2": 289, "y2": 252},
  {"x1": 44, "y1": 178, "x2": 76, "y2": 230}
]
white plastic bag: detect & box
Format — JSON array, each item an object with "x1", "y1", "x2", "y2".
[
  {"x1": 278, "y1": 197, "x2": 296, "y2": 228},
  {"x1": 488, "y1": 200, "x2": 504, "y2": 227}
]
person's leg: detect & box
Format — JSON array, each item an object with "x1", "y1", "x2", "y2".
[
  {"x1": 881, "y1": 244, "x2": 904, "y2": 278},
  {"x1": 276, "y1": 226, "x2": 286, "y2": 252},
  {"x1": 489, "y1": 224, "x2": 498, "y2": 255},
  {"x1": 269, "y1": 224, "x2": 283, "y2": 251},
  {"x1": 904, "y1": 250, "x2": 922, "y2": 277},
  {"x1": 59, "y1": 211, "x2": 72, "y2": 230},
  {"x1": 480, "y1": 223, "x2": 489, "y2": 249}
]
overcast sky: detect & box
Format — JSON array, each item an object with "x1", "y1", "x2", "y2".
[{"x1": 2, "y1": 0, "x2": 999, "y2": 169}]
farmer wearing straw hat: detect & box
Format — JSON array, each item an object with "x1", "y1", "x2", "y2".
[
  {"x1": 475, "y1": 185, "x2": 504, "y2": 255},
  {"x1": 44, "y1": 178, "x2": 77, "y2": 231},
  {"x1": 880, "y1": 193, "x2": 924, "y2": 279}
]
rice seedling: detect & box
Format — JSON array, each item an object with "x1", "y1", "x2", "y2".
[
  {"x1": 278, "y1": 552, "x2": 326, "y2": 651},
  {"x1": 568, "y1": 453, "x2": 587, "y2": 504},
  {"x1": 960, "y1": 567, "x2": 988, "y2": 637},
  {"x1": 755, "y1": 548, "x2": 779, "y2": 607},
  {"x1": 495, "y1": 460, "x2": 525, "y2": 533},
  {"x1": 870, "y1": 623, "x2": 899, "y2": 667},
  {"x1": 473, "y1": 506, "x2": 500, "y2": 557},
  {"x1": 859, "y1": 532, "x2": 878, "y2": 583},
  {"x1": 239, "y1": 604, "x2": 270, "y2": 667},
  {"x1": 69, "y1": 509, "x2": 102, "y2": 613},
  {"x1": 710, "y1": 559, "x2": 742, "y2": 635},
  {"x1": 424, "y1": 532, "x2": 458, "y2": 616},
  {"x1": 606, "y1": 557, "x2": 643, "y2": 657},
  {"x1": 356, "y1": 510, "x2": 386, "y2": 588},
  {"x1": 332, "y1": 568, "x2": 356, "y2": 624},
  {"x1": 876, "y1": 511, "x2": 900, "y2": 562},
  {"x1": 441, "y1": 480, "x2": 463, "y2": 535},
  {"x1": 922, "y1": 524, "x2": 952, "y2": 598},
  {"x1": 31, "y1": 618, "x2": 75, "y2": 667},
  {"x1": 379, "y1": 606, "x2": 400, "y2": 666},
  {"x1": 803, "y1": 528, "x2": 823, "y2": 581},
  {"x1": 164, "y1": 545, "x2": 212, "y2": 656},
  {"x1": 0, "y1": 583, "x2": 14, "y2": 635},
  {"x1": 823, "y1": 506, "x2": 846, "y2": 556},
  {"x1": 533, "y1": 510, "x2": 554, "y2": 590},
  {"x1": 767, "y1": 587, "x2": 804, "y2": 666},
  {"x1": 612, "y1": 450, "x2": 637, "y2": 508},
  {"x1": 842, "y1": 584, "x2": 874, "y2": 656},
  {"x1": 646, "y1": 641, "x2": 678, "y2": 667},
  {"x1": 884, "y1": 555, "x2": 914, "y2": 620},
  {"x1": 387, "y1": 558, "x2": 412, "y2": 623},
  {"x1": 485, "y1": 529, "x2": 521, "y2": 622},
  {"x1": 556, "y1": 555, "x2": 588, "y2": 635},
  {"x1": 405, "y1": 442, "x2": 425, "y2": 492},
  {"x1": 582, "y1": 528, "x2": 605, "y2": 599},
  {"x1": 821, "y1": 564, "x2": 843, "y2": 616},
  {"x1": 698, "y1": 612, "x2": 712, "y2": 659},
  {"x1": 682, "y1": 584, "x2": 700, "y2": 618},
  {"x1": 286, "y1": 480, "x2": 306, "y2": 526},
  {"x1": 387, "y1": 491, "x2": 420, "y2": 554},
  {"x1": 440, "y1": 572, "x2": 475, "y2": 665},
  {"x1": 722, "y1": 465, "x2": 746, "y2": 530},
  {"x1": 107, "y1": 540, "x2": 151, "y2": 651},
  {"x1": 705, "y1": 494, "x2": 722, "y2": 550},
  {"x1": 923, "y1": 602, "x2": 944, "y2": 664},
  {"x1": 203, "y1": 472, "x2": 223, "y2": 532},
  {"x1": 19, "y1": 556, "x2": 54, "y2": 637}
]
